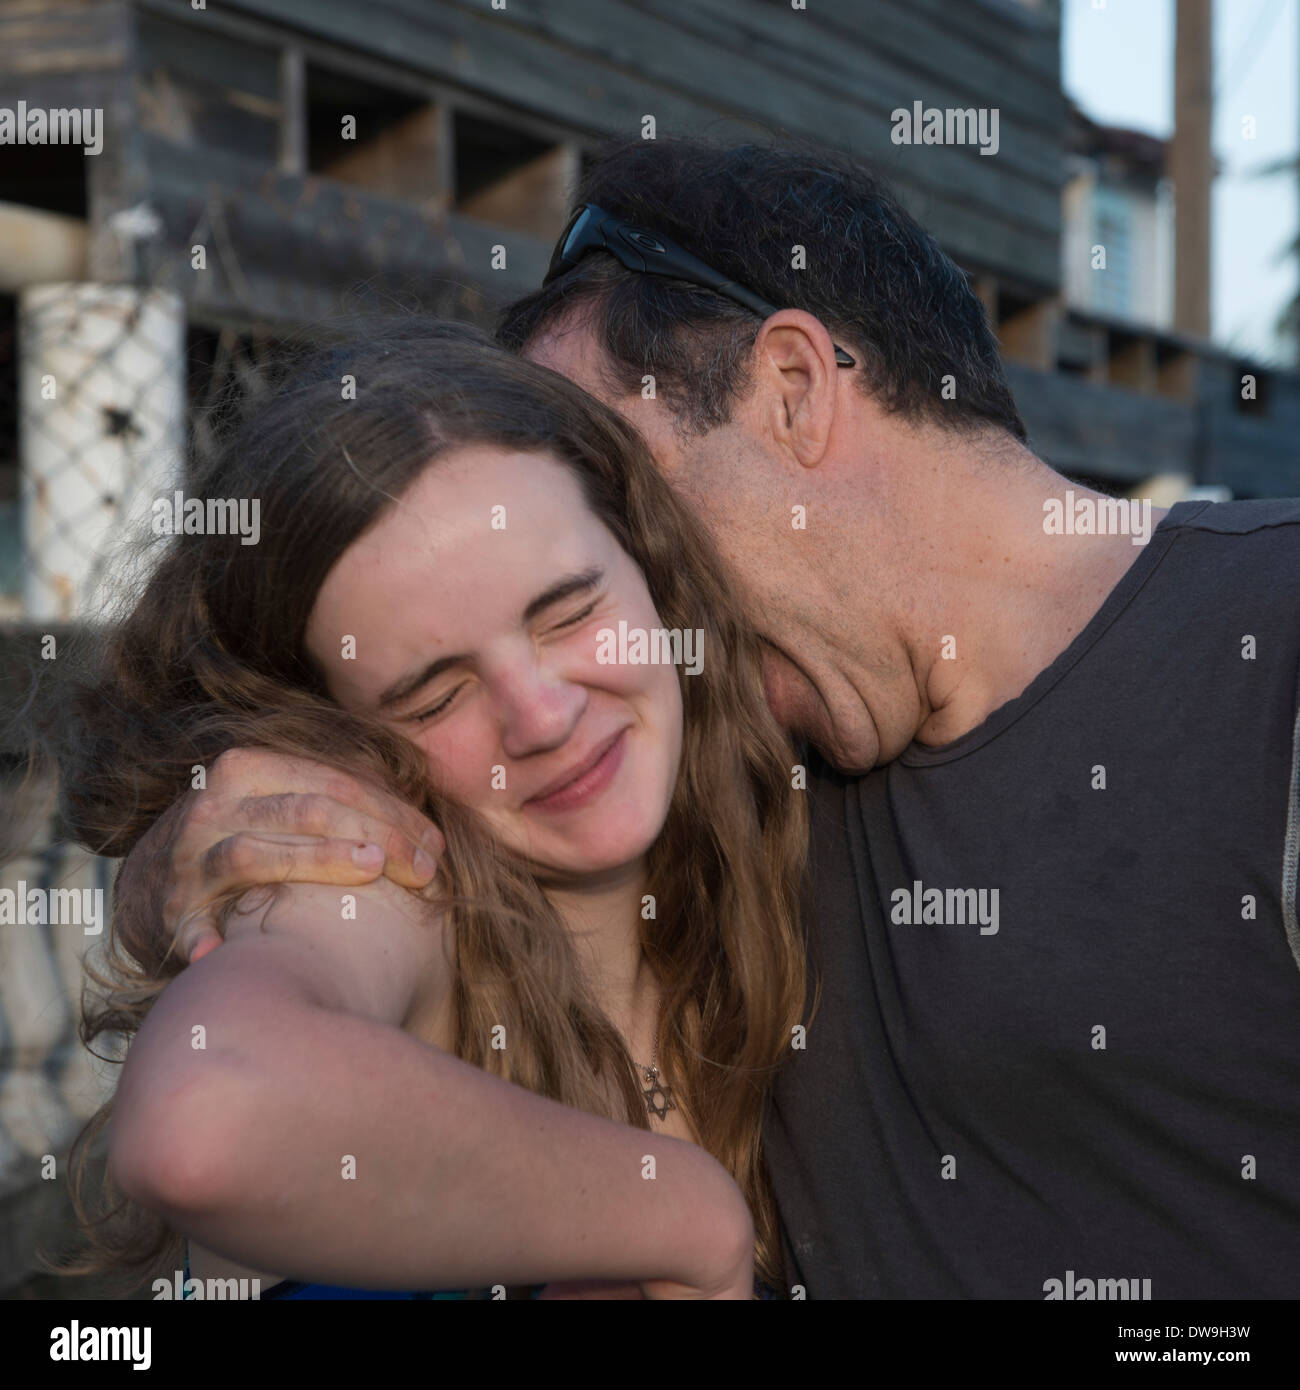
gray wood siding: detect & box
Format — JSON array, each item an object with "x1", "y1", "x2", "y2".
[
  {"x1": 221, "y1": 0, "x2": 1065, "y2": 291},
  {"x1": 134, "y1": 132, "x2": 551, "y2": 324},
  {"x1": 0, "y1": 0, "x2": 128, "y2": 79}
]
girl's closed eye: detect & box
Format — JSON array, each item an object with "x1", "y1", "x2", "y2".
[
  {"x1": 413, "y1": 607, "x2": 598, "y2": 723},
  {"x1": 413, "y1": 602, "x2": 602, "y2": 723},
  {"x1": 550, "y1": 600, "x2": 598, "y2": 632},
  {"x1": 414, "y1": 685, "x2": 464, "y2": 723}
]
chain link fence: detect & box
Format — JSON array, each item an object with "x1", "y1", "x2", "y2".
[
  {"x1": 0, "y1": 288, "x2": 291, "y2": 1296},
  {"x1": 0, "y1": 785, "x2": 123, "y2": 1298}
]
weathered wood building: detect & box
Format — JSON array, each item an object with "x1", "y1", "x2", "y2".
[
  {"x1": 2, "y1": 0, "x2": 1297, "y2": 539},
  {"x1": 0, "y1": 0, "x2": 1296, "y2": 1296}
]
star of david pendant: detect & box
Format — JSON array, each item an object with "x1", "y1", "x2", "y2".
[{"x1": 640, "y1": 1064, "x2": 677, "y2": 1120}]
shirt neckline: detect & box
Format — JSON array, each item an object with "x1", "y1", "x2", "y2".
[{"x1": 898, "y1": 499, "x2": 1211, "y2": 768}]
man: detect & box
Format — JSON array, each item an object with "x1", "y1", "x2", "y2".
[{"x1": 134, "y1": 136, "x2": 1300, "y2": 1298}]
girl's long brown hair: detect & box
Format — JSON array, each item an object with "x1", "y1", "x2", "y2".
[{"x1": 44, "y1": 316, "x2": 812, "y2": 1293}]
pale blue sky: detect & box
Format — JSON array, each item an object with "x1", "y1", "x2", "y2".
[{"x1": 1063, "y1": 0, "x2": 1299, "y2": 365}]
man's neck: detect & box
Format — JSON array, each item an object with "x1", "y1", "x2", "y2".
[{"x1": 899, "y1": 454, "x2": 1168, "y2": 748}]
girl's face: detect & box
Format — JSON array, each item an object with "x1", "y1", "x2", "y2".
[{"x1": 305, "y1": 446, "x2": 684, "y2": 882}]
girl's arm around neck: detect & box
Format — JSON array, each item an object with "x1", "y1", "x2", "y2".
[{"x1": 109, "y1": 878, "x2": 753, "y2": 1296}]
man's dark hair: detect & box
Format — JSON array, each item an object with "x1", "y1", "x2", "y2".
[{"x1": 496, "y1": 135, "x2": 1027, "y2": 444}]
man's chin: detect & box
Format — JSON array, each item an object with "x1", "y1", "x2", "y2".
[
  {"x1": 812, "y1": 737, "x2": 879, "y2": 778},
  {"x1": 760, "y1": 647, "x2": 879, "y2": 775}
]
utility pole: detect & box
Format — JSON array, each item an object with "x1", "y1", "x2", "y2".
[{"x1": 1170, "y1": 0, "x2": 1214, "y2": 339}]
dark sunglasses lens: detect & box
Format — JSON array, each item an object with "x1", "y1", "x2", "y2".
[{"x1": 548, "y1": 205, "x2": 594, "y2": 279}]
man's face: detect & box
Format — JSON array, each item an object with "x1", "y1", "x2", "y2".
[{"x1": 523, "y1": 320, "x2": 884, "y2": 772}]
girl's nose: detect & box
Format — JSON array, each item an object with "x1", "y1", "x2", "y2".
[{"x1": 493, "y1": 660, "x2": 588, "y2": 761}]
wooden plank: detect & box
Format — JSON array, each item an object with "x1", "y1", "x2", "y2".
[
  {"x1": 1005, "y1": 362, "x2": 1196, "y2": 482},
  {"x1": 0, "y1": 204, "x2": 89, "y2": 288},
  {"x1": 227, "y1": 0, "x2": 1061, "y2": 242},
  {"x1": 134, "y1": 132, "x2": 552, "y2": 323},
  {"x1": 972, "y1": 275, "x2": 999, "y2": 329},
  {"x1": 1108, "y1": 336, "x2": 1156, "y2": 394},
  {"x1": 0, "y1": 68, "x2": 121, "y2": 113},
  {"x1": 155, "y1": 0, "x2": 1063, "y2": 284},
  {"x1": 225, "y1": 0, "x2": 777, "y2": 144},
  {"x1": 319, "y1": 104, "x2": 445, "y2": 210},
  {"x1": 135, "y1": 7, "x2": 282, "y2": 161},
  {"x1": 138, "y1": 0, "x2": 582, "y2": 147},
  {"x1": 637, "y1": 0, "x2": 1063, "y2": 140},
  {"x1": 1155, "y1": 350, "x2": 1196, "y2": 403},
  {"x1": 458, "y1": 143, "x2": 580, "y2": 240},
  {"x1": 1192, "y1": 356, "x2": 1300, "y2": 436},
  {"x1": 431, "y1": 102, "x2": 455, "y2": 217},
  {"x1": 452, "y1": 0, "x2": 1066, "y2": 228},
  {"x1": 133, "y1": 72, "x2": 280, "y2": 162},
  {"x1": 1000, "y1": 298, "x2": 1059, "y2": 370},
  {"x1": 0, "y1": 0, "x2": 128, "y2": 77},
  {"x1": 1199, "y1": 414, "x2": 1300, "y2": 497},
  {"x1": 1057, "y1": 316, "x2": 1105, "y2": 369},
  {"x1": 891, "y1": 172, "x2": 1058, "y2": 292},
  {"x1": 514, "y1": 0, "x2": 1064, "y2": 186},
  {"x1": 278, "y1": 47, "x2": 306, "y2": 173},
  {"x1": 127, "y1": 115, "x2": 1056, "y2": 312},
  {"x1": 1224, "y1": 367, "x2": 1300, "y2": 431},
  {"x1": 833, "y1": 0, "x2": 1061, "y2": 79},
  {"x1": 631, "y1": 0, "x2": 1066, "y2": 230},
  {"x1": 136, "y1": 8, "x2": 281, "y2": 102},
  {"x1": 861, "y1": 0, "x2": 1062, "y2": 123},
  {"x1": 1264, "y1": 377, "x2": 1300, "y2": 430}
]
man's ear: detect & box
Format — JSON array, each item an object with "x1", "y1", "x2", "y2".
[{"x1": 753, "y1": 310, "x2": 838, "y2": 470}]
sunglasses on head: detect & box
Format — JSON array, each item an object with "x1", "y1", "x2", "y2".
[{"x1": 544, "y1": 202, "x2": 856, "y2": 368}]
